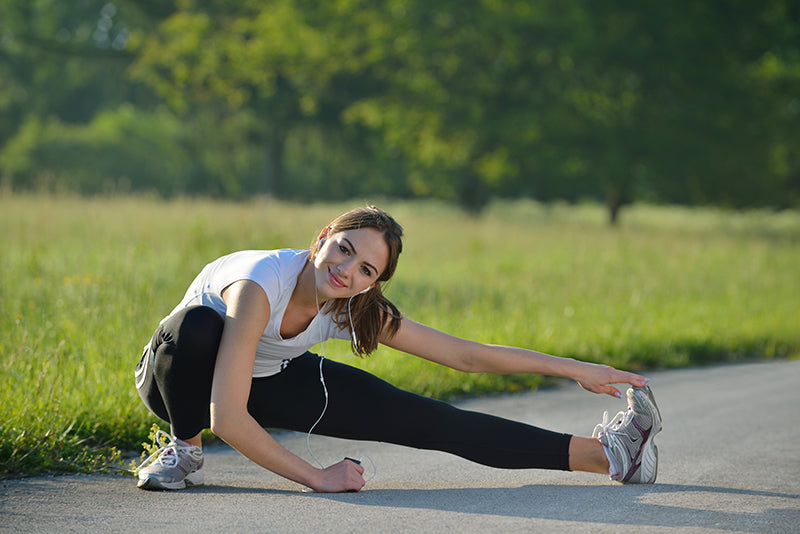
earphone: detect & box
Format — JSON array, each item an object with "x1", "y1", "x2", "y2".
[{"x1": 306, "y1": 282, "x2": 376, "y2": 484}]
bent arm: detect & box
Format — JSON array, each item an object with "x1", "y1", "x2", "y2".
[
  {"x1": 210, "y1": 280, "x2": 364, "y2": 492},
  {"x1": 380, "y1": 316, "x2": 648, "y2": 397}
]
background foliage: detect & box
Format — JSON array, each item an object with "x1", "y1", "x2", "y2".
[
  {"x1": 1, "y1": 1, "x2": 799, "y2": 476},
  {"x1": 1, "y1": 1, "x2": 798, "y2": 221},
  {"x1": 2, "y1": 194, "x2": 798, "y2": 475}
]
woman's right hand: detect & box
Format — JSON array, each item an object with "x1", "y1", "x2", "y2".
[
  {"x1": 572, "y1": 360, "x2": 650, "y2": 398},
  {"x1": 311, "y1": 458, "x2": 366, "y2": 493}
]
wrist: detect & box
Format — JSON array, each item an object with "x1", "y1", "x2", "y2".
[
  {"x1": 559, "y1": 356, "x2": 584, "y2": 380},
  {"x1": 303, "y1": 466, "x2": 325, "y2": 492}
]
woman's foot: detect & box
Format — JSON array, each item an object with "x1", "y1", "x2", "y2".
[
  {"x1": 593, "y1": 385, "x2": 662, "y2": 483},
  {"x1": 135, "y1": 430, "x2": 204, "y2": 490}
]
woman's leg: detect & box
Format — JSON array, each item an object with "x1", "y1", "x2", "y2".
[
  {"x1": 135, "y1": 305, "x2": 224, "y2": 441},
  {"x1": 247, "y1": 353, "x2": 573, "y2": 471},
  {"x1": 569, "y1": 437, "x2": 609, "y2": 474}
]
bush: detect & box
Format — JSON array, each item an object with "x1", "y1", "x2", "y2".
[{"x1": 0, "y1": 106, "x2": 191, "y2": 195}]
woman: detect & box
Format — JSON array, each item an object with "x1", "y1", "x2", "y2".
[{"x1": 134, "y1": 206, "x2": 661, "y2": 492}]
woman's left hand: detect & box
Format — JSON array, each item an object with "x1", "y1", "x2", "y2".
[{"x1": 573, "y1": 361, "x2": 649, "y2": 398}]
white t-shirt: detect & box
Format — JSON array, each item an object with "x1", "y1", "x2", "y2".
[{"x1": 162, "y1": 249, "x2": 350, "y2": 377}]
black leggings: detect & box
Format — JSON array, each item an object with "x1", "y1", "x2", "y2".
[{"x1": 135, "y1": 305, "x2": 572, "y2": 471}]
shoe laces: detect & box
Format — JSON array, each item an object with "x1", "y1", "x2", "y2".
[
  {"x1": 592, "y1": 409, "x2": 627, "y2": 438},
  {"x1": 135, "y1": 429, "x2": 190, "y2": 472}
]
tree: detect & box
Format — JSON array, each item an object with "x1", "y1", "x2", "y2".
[
  {"x1": 3, "y1": 0, "x2": 797, "y2": 217},
  {"x1": 0, "y1": 0, "x2": 174, "y2": 190}
]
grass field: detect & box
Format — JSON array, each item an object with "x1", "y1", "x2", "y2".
[{"x1": 2, "y1": 193, "x2": 798, "y2": 476}]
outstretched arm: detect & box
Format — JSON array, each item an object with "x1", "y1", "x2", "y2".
[{"x1": 379, "y1": 317, "x2": 648, "y2": 398}]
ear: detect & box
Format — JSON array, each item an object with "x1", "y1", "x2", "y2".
[{"x1": 316, "y1": 226, "x2": 331, "y2": 246}]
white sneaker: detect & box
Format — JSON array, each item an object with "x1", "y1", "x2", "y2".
[
  {"x1": 135, "y1": 430, "x2": 204, "y2": 490},
  {"x1": 593, "y1": 385, "x2": 662, "y2": 484}
]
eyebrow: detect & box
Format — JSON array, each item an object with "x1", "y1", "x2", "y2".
[{"x1": 343, "y1": 237, "x2": 379, "y2": 276}]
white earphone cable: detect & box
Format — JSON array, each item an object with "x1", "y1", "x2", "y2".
[{"x1": 306, "y1": 283, "x2": 375, "y2": 482}]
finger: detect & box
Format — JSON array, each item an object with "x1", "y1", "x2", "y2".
[
  {"x1": 618, "y1": 371, "x2": 649, "y2": 387},
  {"x1": 343, "y1": 457, "x2": 365, "y2": 474},
  {"x1": 630, "y1": 374, "x2": 650, "y2": 387},
  {"x1": 604, "y1": 385, "x2": 623, "y2": 398},
  {"x1": 350, "y1": 472, "x2": 366, "y2": 492}
]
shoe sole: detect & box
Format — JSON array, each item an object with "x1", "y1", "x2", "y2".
[
  {"x1": 625, "y1": 386, "x2": 662, "y2": 483},
  {"x1": 639, "y1": 442, "x2": 659, "y2": 484},
  {"x1": 137, "y1": 469, "x2": 204, "y2": 491}
]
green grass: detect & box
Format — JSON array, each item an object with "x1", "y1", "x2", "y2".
[{"x1": 2, "y1": 194, "x2": 798, "y2": 476}]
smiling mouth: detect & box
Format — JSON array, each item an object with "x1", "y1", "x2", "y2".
[{"x1": 328, "y1": 268, "x2": 346, "y2": 289}]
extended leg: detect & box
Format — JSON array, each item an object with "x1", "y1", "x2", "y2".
[{"x1": 247, "y1": 353, "x2": 572, "y2": 471}]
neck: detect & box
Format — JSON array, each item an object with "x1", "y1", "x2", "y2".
[{"x1": 293, "y1": 259, "x2": 325, "y2": 312}]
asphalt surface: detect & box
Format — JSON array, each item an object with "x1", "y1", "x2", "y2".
[{"x1": 2, "y1": 360, "x2": 799, "y2": 533}]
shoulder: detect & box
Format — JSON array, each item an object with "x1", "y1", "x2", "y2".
[
  {"x1": 222, "y1": 248, "x2": 306, "y2": 263},
  {"x1": 208, "y1": 249, "x2": 307, "y2": 302},
  {"x1": 222, "y1": 279, "x2": 270, "y2": 314},
  {"x1": 251, "y1": 248, "x2": 309, "y2": 269},
  {"x1": 216, "y1": 249, "x2": 308, "y2": 276}
]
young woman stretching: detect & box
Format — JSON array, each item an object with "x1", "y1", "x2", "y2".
[{"x1": 134, "y1": 206, "x2": 662, "y2": 492}]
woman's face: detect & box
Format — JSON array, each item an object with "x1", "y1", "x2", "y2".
[{"x1": 313, "y1": 227, "x2": 389, "y2": 300}]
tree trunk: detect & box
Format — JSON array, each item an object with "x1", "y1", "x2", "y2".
[{"x1": 606, "y1": 184, "x2": 624, "y2": 226}]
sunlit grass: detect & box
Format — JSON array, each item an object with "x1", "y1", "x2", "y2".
[{"x1": 2, "y1": 193, "x2": 798, "y2": 475}]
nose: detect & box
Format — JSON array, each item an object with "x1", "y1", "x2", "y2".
[{"x1": 338, "y1": 257, "x2": 357, "y2": 279}]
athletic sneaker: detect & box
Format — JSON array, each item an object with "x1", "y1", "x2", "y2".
[
  {"x1": 135, "y1": 429, "x2": 204, "y2": 490},
  {"x1": 592, "y1": 385, "x2": 662, "y2": 484},
  {"x1": 641, "y1": 384, "x2": 662, "y2": 434}
]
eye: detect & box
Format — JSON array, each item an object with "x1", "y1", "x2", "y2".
[
  {"x1": 338, "y1": 244, "x2": 350, "y2": 255},
  {"x1": 361, "y1": 265, "x2": 372, "y2": 276}
]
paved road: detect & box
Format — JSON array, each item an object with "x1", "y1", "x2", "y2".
[{"x1": 2, "y1": 360, "x2": 799, "y2": 533}]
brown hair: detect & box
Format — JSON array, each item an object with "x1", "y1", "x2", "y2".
[{"x1": 311, "y1": 206, "x2": 404, "y2": 355}]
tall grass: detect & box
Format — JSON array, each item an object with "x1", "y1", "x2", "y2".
[{"x1": 2, "y1": 194, "x2": 798, "y2": 476}]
